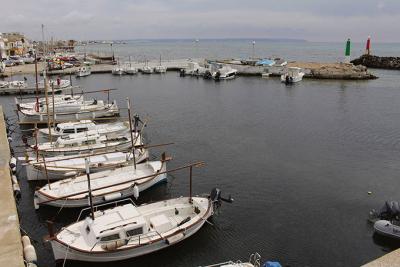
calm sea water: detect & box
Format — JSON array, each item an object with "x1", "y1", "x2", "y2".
[
  {"x1": 2, "y1": 40, "x2": 400, "y2": 267},
  {"x1": 76, "y1": 39, "x2": 400, "y2": 62}
]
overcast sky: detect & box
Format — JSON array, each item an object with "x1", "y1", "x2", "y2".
[{"x1": 1, "y1": 0, "x2": 400, "y2": 42}]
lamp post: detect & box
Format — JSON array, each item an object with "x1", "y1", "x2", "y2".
[{"x1": 252, "y1": 40, "x2": 255, "y2": 59}]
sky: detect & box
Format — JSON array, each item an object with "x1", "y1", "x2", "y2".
[{"x1": 1, "y1": 0, "x2": 400, "y2": 42}]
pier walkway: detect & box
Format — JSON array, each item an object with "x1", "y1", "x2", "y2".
[
  {"x1": 0, "y1": 106, "x2": 24, "y2": 267},
  {"x1": 361, "y1": 249, "x2": 400, "y2": 267}
]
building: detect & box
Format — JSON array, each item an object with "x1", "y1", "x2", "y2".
[
  {"x1": 1, "y1": 32, "x2": 33, "y2": 57},
  {"x1": 0, "y1": 33, "x2": 6, "y2": 60}
]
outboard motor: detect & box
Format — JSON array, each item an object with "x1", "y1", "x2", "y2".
[
  {"x1": 214, "y1": 71, "x2": 221, "y2": 81},
  {"x1": 369, "y1": 201, "x2": 400, "y2": 222},
  {"x1": 179, "y1": 69, "x2": 186, "y2": 77},
  {"x1": 204, "y1": 70, "x2": 212, "y2": 80},
  {"x1": 210, "y1": 187, "x2": 234, "y2": 213}
]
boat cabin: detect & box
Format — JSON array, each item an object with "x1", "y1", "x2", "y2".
[
  {"x1": 54, "y1": 120, "x2": 96, "y2": 135},
  {"x1": 83, "y1": 204, "x2": 148, "y2": 245},
  {"x1": 54, "y1": 131, "x2": 101, "y2": 148}
]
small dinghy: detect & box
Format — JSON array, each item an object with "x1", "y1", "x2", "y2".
[
  {"x1": 374, "y1": 220, "x2": 400, "y2": 240},
  {"x1": 47, "y1": 187, "x2": 232, "y2": 262},
  {"x1": 23, "y1": 149, "x2": 148, "y2": 181}
]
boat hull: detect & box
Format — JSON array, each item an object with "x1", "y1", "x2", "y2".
[
  {"x1": 50, "y1": 199, "x2": 212, "y2": 262},
  {"x1": 25, "y1": 150, "x2": 149, "y2": 181},
  {"x1": 35, "y1": 162, "x2": 167, "y2": 208},
  {"x1": 18, "y1": 105, "x2": 119, "y2": 124}
]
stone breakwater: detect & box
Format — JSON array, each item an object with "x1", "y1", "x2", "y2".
[
  {"x1": 351, "y1": 55, "x2": 400, "y2": 70},
  {"x1": 287, "y1": 62, "x2": 378, "y2": 80}
]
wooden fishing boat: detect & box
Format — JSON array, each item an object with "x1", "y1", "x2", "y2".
[
  {"x1": 29, "y1": 131, "x2": 142, "y2": 157},
  {"x1": 49, "y1": 196, "x2": 211, "y2": 262},
  {"x1": 17, "y1": 99, "x2": 119, "y2": 123},
  {"x1": 44, "y1": 159, "x2": 233, "y2": 262},
  {"x1": 39, "y1": 120, "x2": 130, "y2": 138},
  {"x1": 34, "y1": 157, "x2": 168, "y2": 208},
  {"x1": 23, "y1": 149, "x2": 148, "y2": 181}
]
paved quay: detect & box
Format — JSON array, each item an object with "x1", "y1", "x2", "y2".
[
  {"x1": 0, "y1": 106, "x2": 24, "y2": 267},
  {"x1": 361, "y1": 249, "x2": 400, "y2": 267}
]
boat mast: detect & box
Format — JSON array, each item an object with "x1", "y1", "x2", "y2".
[
  {"x1": 85, "y1": 158, "x2": 95, "y2": 220},
  {"x1": 41, "y1": 24, "x2": 52, "y2": 143},
  {"x1": 126, "y1": 97, "x2": 136, "y2": 170},
  {"x1": 34, "y1": 53, "x2": 39, "y2": 112}
]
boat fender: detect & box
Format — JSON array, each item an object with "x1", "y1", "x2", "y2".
[
  {"x1": 101, "y1": 239, "x2": 126, "y2": 251},
  {"x1": 177, "y1": 216, "x2": 191, "y2": 227},
  {"x1": 26, "y1": 263, "x2": 37, "y2": 267},
  {"x1": 23, "y1": 244, "x2": 37, "y2": 264},
  {"x1": 39, "y1": 114, "x2": 43, "y2": 121},
  {"x1": 11, "y1": 175, "x2": 18, "y2": 184},
  {"x1": 7, "y1": 136, "x2": 12, "y2": 143},
  {"x1": 133, "y1": 184, "x2": 139, "y2": 199},
  {"x1": 22, "y1": 235, "x2": 31, "y2": 247},
  {"x1": 10, "y1": 157, "x2": 17, "y2": 170},
  {"x1": 103, "y1": 192, "x2": 122, "y2": 202},
  {"x1": 13, "y1": 183, "x2": 21, "y2": 199},
  {"x1": 33, "y1": 194, "x2": 39, "y2": 210},
  {"x1": 175, "y1": 208, "x2": 179, "y2": 215}
]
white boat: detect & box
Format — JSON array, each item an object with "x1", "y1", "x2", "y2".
[
  {"x1": 112, "y1": 66, "x2": 125, "y2": 75},
  {"x1": 124, "y1": 56, "x2": 138, "y2": 74},
  {"x1": 48, "y1": 189, "x2": 230, "y2": 262},
  {"x1": 185, "y1": 62, "x2": 207, "y2": 76},
  {"x1": 124, "y1": 65, "x2": 138, "y2": 75},
  {"x1": 153, "y1": 65, "x2": 167, "y2": 73},
  {"x1": 374, "y1": 220, "x2": 400, "y2": 240},
  {"x1": 39, "y1": 120, "x2": 130, "y2": 138},
  {"x1": 76, "y1": 66, "x2": 91, "y2": 77},
  {"x1": 281, "y1": 67, "x2": 305, "y2": 84},
  {"x1": 141, "y1": 66, "x2": 153, "y2": 74},
  {"x1": 37, "y1": 79, "x2": 71, "y2": 90},
  {"x1": 30, "y1": 131, "x2": 142, "y2": 157},
  {"x1": 213, "y1": 66, "x2": 238, "y2": 80},
  {"x1": 24, "y1": 149, "x2": 149, "y2": 181},
  {"x1": 0, "y1": 80, "x2": 27, "y2": 89},
  {"x1": 18, "y1": 94, "x2": 83, "y2": 110},
  {"x1": 17, "y1": 99, "x2": 119, "y2": 124},
  {"x1": 34, "y1": 159, "x2": 167, "y2": 208},
  {"x1": 201, "y1": 253, "x2": 262, "y2": 267}
]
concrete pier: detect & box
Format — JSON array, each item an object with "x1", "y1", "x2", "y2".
[
  {"x1": 361, "y1": 249, "x2": 400, "y2": 267},
  {"x1": 0, "y1": 106, "x2": 24, "y2": 267}
]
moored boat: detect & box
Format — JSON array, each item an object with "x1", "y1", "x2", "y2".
[
  {"x1": 34, "y1": 158, "x2": 167, "y2": 208},
  {"x1": 39, "y1": 120, "x2": 130, "y2": 138},
  {"x1": 24, "y1": 149, "x2": 149, "y2": 181},
  {"x1": 76, "y1": 66, "x2": 91, "y2": 77},
  {"x1": 17, "y1": 99, "x2": 119, "y2": 124},
  {"x1": 47, "y1": 186, "x2": 232, "y2": 262},
  {"x1": 29, "y1": 131, "x2": 142, "y2": 157},
  {"x1": 281, "y1": 67, "x2": 305, "y2": 84}
]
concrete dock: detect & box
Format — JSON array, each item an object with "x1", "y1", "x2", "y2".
[
  {"x1": 0, "y1": 106, "x2": 24, "y2": 267},
  {"x1": 361, "y1": 249, "x2": 400, "y2": 267}
]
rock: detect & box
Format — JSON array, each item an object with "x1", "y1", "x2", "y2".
[{"x1": 351, "y1": 55, "x2": 400, "y2": 70}]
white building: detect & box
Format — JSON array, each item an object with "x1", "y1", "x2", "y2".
[{"x1": 0, "y1": 33, "x2": 6, "y2": 60}]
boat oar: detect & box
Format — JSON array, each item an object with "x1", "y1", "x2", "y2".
[{"x1": 37, "y1": 160, "x2": 204, "y2": 205}]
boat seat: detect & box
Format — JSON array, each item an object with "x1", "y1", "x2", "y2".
[{"x1": 149, "y1": 214, "x2": 173, "y2": 233}]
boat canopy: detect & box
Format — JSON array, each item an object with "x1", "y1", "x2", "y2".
[{"x1": 256, "y1": 59, "x2": 275, "y2": 66}]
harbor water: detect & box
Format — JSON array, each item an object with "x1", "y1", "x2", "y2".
[{"x1": 2, "y1": 40, "x2": 400, "y2": 266}]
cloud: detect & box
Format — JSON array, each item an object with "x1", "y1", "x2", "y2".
[{"x1": 0, "y1": 0, "x2": 399, "y2": 42}]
